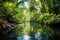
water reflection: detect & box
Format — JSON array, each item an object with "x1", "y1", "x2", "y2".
[
  {"x1": 35, "y1": 32, "x2": 41, "y2": 40},
  {"x1": 12, "y1": 22, "x2": 54, "y2": 40},
  {"x1": 1, "y1": 22, "x2": 60, "y2": 40},
  {"x1": 17, "y1": 35, "x2": 31, "y2": 40}
]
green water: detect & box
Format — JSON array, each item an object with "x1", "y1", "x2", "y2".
[{"x1": 0, "y1": 22, "x2": 60, "y2": 40}]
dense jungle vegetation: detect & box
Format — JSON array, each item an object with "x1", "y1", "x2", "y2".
[
  {"x1": 0, "y1": 0, "x2": 60, "y2": 24},
  {"x1": 0, "y1": 0, "x2": 60, "y2": 40}
]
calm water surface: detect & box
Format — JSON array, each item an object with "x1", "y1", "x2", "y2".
[{"x1": 0, "y1": 22, "x2": 60, "y2": 40}]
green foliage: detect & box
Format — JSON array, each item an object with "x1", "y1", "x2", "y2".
[
  {"x1": 42, "y1": 13, "x2": 56, "y2": 24},
  {"x1": 0, "y1": 0, "x2": 60, "y2": 24},
  {"x1": 0, "y1": 0, "x2": 25, "y2": 23},
  {"x1": 31, "y1": 13, "x2": 39, "y2": 21},
  {"x1": 31, "y1": 13, "x2": 56, "y2": 24},
  {"x1": 41, "y1": 26, "x2": 54, "y2": 37},
  {"x1": 12, "y1": 24, "x2": 24, "y2": 36},
  {"x1": 30, "y1": 23, "x2": 54, "y2": 37},
  {"x1": 11, "y1": 8, "x2": 24, "y2": 23},
  {"x1": 54, "y1": 14, "x2": 60, "y2": 23},
  {"x1": 0, "y1": 0, "x2": 60, "y2": 37}
]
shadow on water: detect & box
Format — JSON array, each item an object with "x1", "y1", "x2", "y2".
[{"x1": 0, "y1": 22, "x2": 60, "y2": 40}]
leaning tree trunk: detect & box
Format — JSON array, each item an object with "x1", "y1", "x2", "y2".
[{"x1": 0, "y1": 18, "x2": 17, "y2": 35}]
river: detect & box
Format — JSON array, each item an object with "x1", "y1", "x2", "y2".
[{"x1": 0, "y1": 22, "x2": 60, "y2": 40}]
